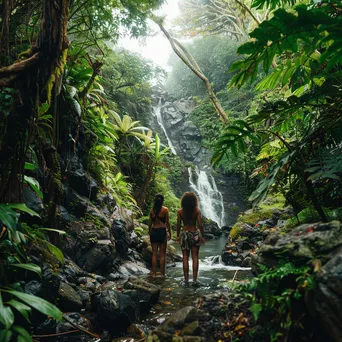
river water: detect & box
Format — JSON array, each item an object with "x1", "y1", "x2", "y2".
[{"x1": 140, "y1": 236, "x2": 252, "y2": 325}]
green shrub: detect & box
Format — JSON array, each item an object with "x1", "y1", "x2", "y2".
[{"x1": 229, "y1": 222, "x2": 243, "y2": 240}]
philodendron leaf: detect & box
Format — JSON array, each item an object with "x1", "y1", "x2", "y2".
[
  {"x1": 2, "y1": 290, "x2": 62, "y2": 321},
  {"x1": 0, "y1": 293, "x2": 14, "y2": 330},
  {"x1": 6, "y1": 300, "x2": 32, "y2": 322},
  {"x1": 0, "y1": 330, "x2": 12, "y2": 342},
  {"x1": 11, "y1": 264, "x2": 42, "y2": 278},
  {"x1": 12, "y1": 325, "x2": 33, "y2": 342},
  {"x1": 8, "y1": 204, "x2": 39, "y2": 217}
]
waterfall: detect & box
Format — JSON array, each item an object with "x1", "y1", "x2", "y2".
[
  {"x1": 153, "y1": 98, "x2": 177, "y2": 155},
  {"x1": 188, "y1": 166, "x2": 226, "y2": 227}
]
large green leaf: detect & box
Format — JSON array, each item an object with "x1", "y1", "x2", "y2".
[
  {"x1": 10, "y1": 264, "x2": 41, "y2": 278},
  {"x1": 0, "y1": 205, "x2": 17, "y2": 234},
  {"x1": 2, "y1": 289, "x2": 62, "y2": 321},
  {"x1": 12, "y1": 326, "x2": 32, "y2": 342},
  {"x1": 6, "y1": 300, "x2": 32, "y2": 322},
  {"x1": 8, "y1": 204, "x2": 39, "y2": 217},
  {"x1": 39, "y1": 240, "x2": 65, "y2": 265},
  {"x1": 24, "y1": 176, "x2": 43, "y2": 199},
  {"x1": 0, "y1": 293, "x2": 14, "y2": 330},
  {"x1": 0, "y1": 330, "x2": 12, "y2": 342}
]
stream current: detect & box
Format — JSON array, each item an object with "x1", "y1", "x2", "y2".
[{"x1": 140, "y1": 236, "x2": 251, "y2": 326}]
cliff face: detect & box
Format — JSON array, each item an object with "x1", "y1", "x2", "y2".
[{"x1": 151, "y1": 94, "x2": 247, "y2": 226}]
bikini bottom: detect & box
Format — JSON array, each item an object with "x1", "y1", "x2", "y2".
[
  {"x1": 150, "y1": 227, "x2": 167, "y2": 244},
  {"x1": 180, "y1": 230, "x2": 201, "y2": 250}
]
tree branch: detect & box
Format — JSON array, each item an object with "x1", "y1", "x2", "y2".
[{"x1": 153, "y1": 17, "x2": 229, "y2": 123}]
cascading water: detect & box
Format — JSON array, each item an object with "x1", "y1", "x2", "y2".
[
  {"x1": 153, "y1": 98, "x2": 177, "y2": 155},
  {"x1": 188, "y1": 166, "x2": 226, "y2": 228}
]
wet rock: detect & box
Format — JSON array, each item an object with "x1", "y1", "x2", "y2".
[
  {"x1": 58, "y1": 282, "x2": 83, "y2": 312},
  {"x1": 35, "y1": 318, "x2": 57, "y2": 335},
  {"x1": 25, "y1": 280, "x2": 42, "y2": 297},
  {"x1": 77, "y1": 289, "x2": 91, "y2": 307},
  {"x1": 221, "y1": 226, "x2": 232, "y2": 233},
  {"x1": 78, "y1": 276, "x2": 96, "y2": 285},
  {"x1": 148, "y1": 306, "x2": 214, "y2": 341},
  {"x1": 91, "y1": 288, "x2": 138, "y2": 333},
  {"x1": 85, "y1": 281, "x2": 96, "y2": 292},
  {"x1": 65, "y1": 189, "x2": 90, "y2": 218},
  {"x1": 203, "y1": 218, "x2": 222, "y2": 236},
  {"x1": 63, "y1": 257, "x2": 85, "y2": 283},
  {"x1": 58, "y1": 205, "x2": 71, "y2": 228},
  {"x1": 237, "y1": 240, "x2": 253, "y2": 251},
  {"x1": 256, "y1": 219, "x2": 274, "y2": 228},
  {"x1": 86, "y1": 205, "x2": 111, "y2": 227},
  {"x1": 117, "y1": 261, "x2": 150, "y2": 277},
  {"x1": 78, "y1": 242, "x2": 114, "y2": 273},
  {"x1": 311, "y1": 248, "x2": 342, "y2": 342},
  {"x1": 204, "y1": 233, "x2": 215, "y2": 240},
  {"x1": 124, "y1": 277, "x2": 160, "y2": 309},
  {"x1": 56, "y1": 312, "x2": 94, "y2": 341},
  {"x1": 23, "y1": 185, "x2": 44, "y2": 215},
  {"x1": 94, "y1": 275, "x2": 107, "y2": 284},
  {"x1": 221, "y1": 250, "x2": 240, "y2": 266},
  {"x1": 241, "y1": 257, "x2": 251, "y2": 267},
  {"x1": 251, "y1": 221, "x2": 342, "y2": 274},
  {"x1": 112, "y1": 207, "x2": 135, "y2": 231},
  {"x1": 68, "y1": 169, "x2": 99, "y2": 201},
  {"x1": 42, "y1": 266, "x2": 60, "y2": 304},
  {"x1": 111, "y1": 219, "x2": 130, "y2": 258}
]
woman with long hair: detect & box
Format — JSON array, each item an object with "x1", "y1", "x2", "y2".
[
  {"x1": 176, "y1": 192, "x2": 205, "y2": 285},
  {"x1": 148, "y1": 194, "x2": 171, "y2": 277}
]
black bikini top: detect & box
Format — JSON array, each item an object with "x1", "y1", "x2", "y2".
[{"x1": 152, "y1": 210, "x2": 167, "y2": 223}]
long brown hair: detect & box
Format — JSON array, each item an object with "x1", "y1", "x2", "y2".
[
  {"x1": 181, "y1": 192, "x2": 198, "y2": 219},
  {"x1": 153, "y1": 193, "x2": 164, "y2": 217}
]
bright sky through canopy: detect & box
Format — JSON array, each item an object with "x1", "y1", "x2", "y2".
[{"x1": 118, "y1": 0, "x2": 180, "y2": 69}]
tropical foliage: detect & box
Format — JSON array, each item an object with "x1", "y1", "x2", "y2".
[{"x1": 213, "y1": 0, "x2": 342, "y2": 221}]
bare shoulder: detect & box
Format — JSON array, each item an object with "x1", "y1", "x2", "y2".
[{"x1": 162, "y1": 206, "x2": 169, "y2": 212}]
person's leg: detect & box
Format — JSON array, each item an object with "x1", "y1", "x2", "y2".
[
  {"x1": 159, "y1": 241, "x2": 167, "y2": 276},
  {"x1": 151, "y1": 243, "x2": 158, "y2": 276},
  {"x1": 191, "y1": 246, "x2": 200, "y2": 282},
  {"x1": 182, "y1": 249, "x2": 190, "y2": 282}
]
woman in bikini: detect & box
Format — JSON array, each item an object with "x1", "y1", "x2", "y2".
[
  {"x1": 176, "y1": 192, "x2": 205, "y2": 285},
  {"x1": 148, "y1": 194, "x2": 171, "y2": 277}
]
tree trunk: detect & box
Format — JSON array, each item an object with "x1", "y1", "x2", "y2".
[{"x1": 0, "y1": 0, "x2": 70, "y2": 203}]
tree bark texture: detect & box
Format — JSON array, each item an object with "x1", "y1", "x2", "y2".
[{"x1": 0, "y1": 0, "x2": 70, "y2": 203}]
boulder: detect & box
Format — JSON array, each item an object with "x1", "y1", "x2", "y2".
[
  {"x1": 23, "y1": 185, "x2": 44, "y2": 216},
  {"x1": 117, "y1": 261, "x2": 150, "y2": 278},
  {"x1": 251, "y1": 221, "x2": 342, "y2": 274},
  {"x1": 58, "y1": 282, "x2": 83, "y2": 312},
  {"x1": 111, "y1": 219, "x2": 131, "y2": 259},
  {"x1": 78, "y1": 241, "x2": 115, "y2": 273},
  {"x1": 68, "y1": 169, "x2": 99, "y2": 201},
  {"x1": 62, "y1": 257, "x2": 85, "y2": 284},
  {"x1": 25, "y1": 280, "x2": 43, "y2": 297},
  {"x1": 310, "y1": 248, "x2": 342, "y2": 342},
  {"x1": 148, "y1": 306, "x2": 214, "y2": 342},
  {"x1": 124, "y1": 277, "x2": 160, "y2": 310},
  {"x1": 91, "y1": 288, "x2": 138, "y2": 333},
  {"x1": 56, "y1": 312, "x2": 93, "y2": 339},
  {"x1": 203, "y1": 218, "x2": 222, "y2": 236}
]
